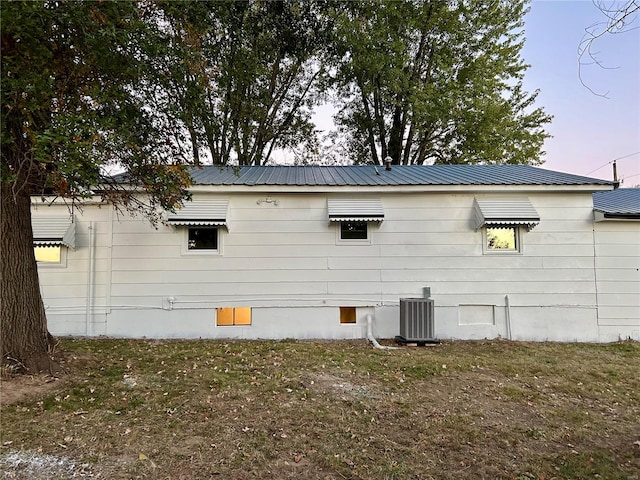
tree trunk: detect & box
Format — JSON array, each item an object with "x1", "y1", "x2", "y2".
[{"x1": 1, "y1": 184, "x2": 57, "y2": 373}]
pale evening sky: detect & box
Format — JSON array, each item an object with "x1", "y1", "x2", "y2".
[{"x1": 522, "y1": 0, "x2": 640, "y2": 186}]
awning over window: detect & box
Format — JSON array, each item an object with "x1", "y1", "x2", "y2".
[
  {"x1": 473, "y1": 198, "x2": 540, "y2": 231},
  {"x1": 31, "y1": 216, "x2": 76, "y2": 249},
  {"x1": 327, "y1": 199, "x2": 384, "y2": 223},
  {"x1": 167, "y1": 199, "x2": 229, "y2": 227}
]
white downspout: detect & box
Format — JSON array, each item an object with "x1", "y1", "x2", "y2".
[
  {"x1": 85, "y1": 222, "x2": 95, "y2": 336},
  {"x1": 505, "y1": 294, "x2": 512, "y2": 340},
  {"x1": 366, "y1": 314, "x2": 400, "y2": 350}
]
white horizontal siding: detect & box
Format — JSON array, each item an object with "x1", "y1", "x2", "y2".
[
  {"x1": 36, "y1": 205, "x2": 112, "y2": 325},
  {"x1": 106, "y1": 192, "x2": 601, "y2": 316},
  {"x1": 111, "y1": 256, "x2": 329, "y2": 272},
  {"x1": 110, "y1": 281, "x2": 328, "y2": 297},
  {"x1": 596, "y1": 243, "x2": 640, "y2": 257},
  {"x1": 594, "y1": 220, "x2": 639, "y2": 329}
]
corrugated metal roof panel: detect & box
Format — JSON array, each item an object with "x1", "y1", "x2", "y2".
[
  {"x1": 168, "y1": 199, "x2": 229, "y2": 227},
  {"x1": 473, "y1": 198, "x2": 540, "y2": 230},
  {"x1": 183, "y1": 165, "x2": 612, "y2": 187},
  {"x1": 31, "y1": 216, "x2": 76, "y2": 249},
  {"x1": 327, "y1": 199, "x2": 384, "y2": 223},
  {"x1": 593, "y1": 188, "x2": 640, "y2": 216}
]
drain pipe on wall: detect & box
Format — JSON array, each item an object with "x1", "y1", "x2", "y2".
[
  {"x1": 85, "y1": 221, "x2": 95, "y2": 337},
  {"x1": 366, "y1": 314, "x2": 400, "y2": 350},
  {"x1": 505, "y1": 294, "x2": 512, "y2": 340}
]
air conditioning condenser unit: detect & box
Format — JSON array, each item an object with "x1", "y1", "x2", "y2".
[{"x1": 396, "y1": 298, "x2": 437, "y2": 345}]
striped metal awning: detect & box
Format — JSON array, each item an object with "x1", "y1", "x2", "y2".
[
  {"x1": 473, "y1": 198, "x2": 540, "y2": 230},
  {"x1": 167, "y1": 199, "x2": 229, "y2": 227},
  {"x1": 32, "y1": 215, "x2": 76, "y2": 249},
  {"x1": 327, "y1": 199, "x2": 384, "y2": 223}
]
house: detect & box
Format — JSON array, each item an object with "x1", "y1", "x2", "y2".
[
  {"x1": 592, "y1": 188, "x2": 640, "y2": 340},
  {"x1": 30, "y1": 165, "x2": 638, "y2": 342}
]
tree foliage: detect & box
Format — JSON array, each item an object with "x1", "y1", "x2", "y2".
[
  {"x1": 329, "y1": 0, "x2": 552, "y2": 165},
  {"x1": 1, "y1": 1, "x2": 191, "y2": 372},
  {"x1": 150, "y1": 0, "x2": 332, "y2": 166},
  {"x1": 1, "y1": 1, "x2": 192, "y2": 215}
]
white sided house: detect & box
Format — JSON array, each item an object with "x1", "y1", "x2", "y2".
[{"x1": 31, "y1": 165, "x2": 639, "y2": 343}]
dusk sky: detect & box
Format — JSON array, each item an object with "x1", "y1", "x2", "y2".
[{"x1": 522, "y1": 0, "x2": 640, "y2": 186}]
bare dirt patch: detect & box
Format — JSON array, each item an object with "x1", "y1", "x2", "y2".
[{"x1": 0, "y1": 375, "x2": 63, "y2": 407}]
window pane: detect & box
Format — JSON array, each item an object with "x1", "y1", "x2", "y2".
[
  {"x1": 217, "y1": 308, "x2": 234, "y2": 326},
  {"x1": 34, "y1": 246, "x2": 61, "y2": 263},
  {"x1": 234, "y1": 307, "x2": 252, "y2": 325},
  {"x1": 486, "y1": 227, "x2": 517, "y2": 250},
  {"x1": 188, "y1": 227, "x2": 218, "y2": 250},
  {"x1": 340, "y1": 221, "x2": 368, "y2": 240},
  {"x1": 340, "y1": 306, "x2": 357, "y2": 324}
]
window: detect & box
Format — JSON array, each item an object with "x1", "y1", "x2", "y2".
[
  {"x1": 485, "y1": 226, "x2": 520, "y2": 253},
  {"x1": 473, "y1": 198, "x2": 538, "y2": 255},
  {"x1": 328, "y1": 199, "x2": 383, "y2": 244},
  {"x1": 31, "y1": 215, "x2": 75, "y2": 266},
  {"x1": 167, "y1": 199, "x2": 228, "y2": 254},
  {"x1": 340, "y1": 306, "x2": 357, "y2": 324},
  {"x1": 188, "y1": 227, "x2": 218, "y2": 251},
  {"x1": 217, "y1": 307, "x2": 251, "y2": 326},
  {"x1": 340, "y1": 221, "x2": 368, "y2": 240},
  {"x1": 34, "y1": 246, "x2": 63, "y2": 264}
]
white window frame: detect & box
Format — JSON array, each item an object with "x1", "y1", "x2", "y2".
[
  {"x1": 180, "y1": 226, "x2": 223, "y2": 256},
  {"x1": 335, "y1": 221, "x2": 372, "y2": 245}
]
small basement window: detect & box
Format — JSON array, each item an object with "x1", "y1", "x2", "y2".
[
  {"x1": 217, "y1": 307, "x2": 252, "y2": 326},
  {"x1": 340, "y1": 221, "x2": 368, "y2": 240},
  {"x1": 188, "y1": 227, "x2": 218, "y2": 251},
  {"x1": 485, "y1": 226, "x2": 519, "y2": 252},
  {"x1": 340, "y1": 306, "x2": 357, "y2": 324}
]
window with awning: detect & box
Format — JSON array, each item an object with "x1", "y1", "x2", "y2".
[
  {"x1": 31, "y1": 215, "x2": 76, "y2": 249},
  {"x1": 167, "y1": 200, "x2": 229, "y2": 227},
  {"x1": 473, "y1": 198, "x2": 540, "y2": 231},
  {"x1": 327, "y1": 199, "x2": 384, "y2": 223}
]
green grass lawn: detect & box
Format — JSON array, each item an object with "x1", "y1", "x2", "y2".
[{"x1": 1, "y1": 338, "x2": 639, "y2": 479}]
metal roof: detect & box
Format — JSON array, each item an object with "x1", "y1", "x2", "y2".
[
  {"x1": 593, "y1": 188, "x2": 640, "y2": 217},
  {"x1": 186, "y1": 165, "x2": 612, "y2": 187}
]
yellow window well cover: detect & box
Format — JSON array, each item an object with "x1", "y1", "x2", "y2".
[
  {"x1": 473, "y1": 198, "x2": 540, "y2": 231},
  {"x1": 327, "y1": 199, "x2": 384, "y2": 223},
  {"x1": 31, "y1": 215, "x2": 76, "y2": 249}
]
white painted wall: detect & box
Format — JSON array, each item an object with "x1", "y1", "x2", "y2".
[
  {"x1": 34, "y1": 189, "x2": 624, "y2": 342},
  {"x1": 32, "y1": 201, "x2": 112, "y2": 336},
  {"x1": 594, "y1": 220, "x2": 640, "y2": 341}
]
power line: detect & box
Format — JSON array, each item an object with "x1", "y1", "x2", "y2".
[{"x1": 585, "y1": 151, "x2": 640, "y2": 175}]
